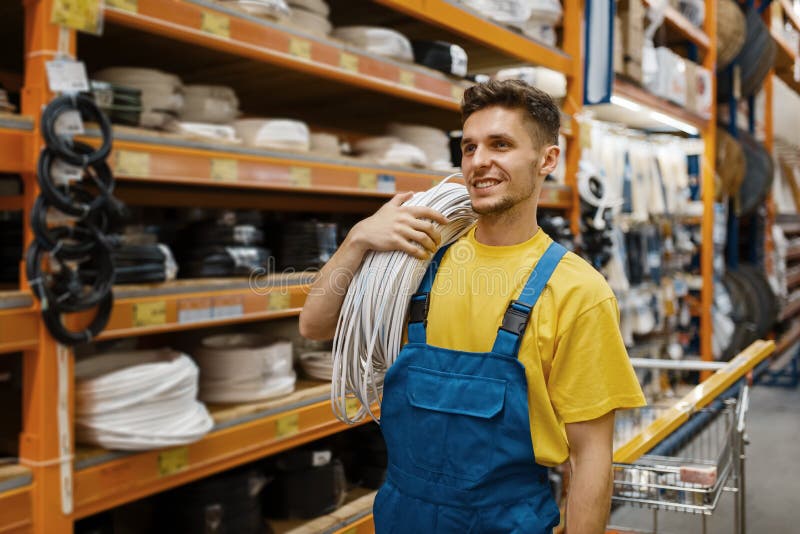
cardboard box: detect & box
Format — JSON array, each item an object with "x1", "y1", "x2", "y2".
[
  {"x1": 686, "y1": 61, "x2": 712, "y2": 118},
  {"x1": 617, "y1": 0, "x2": 645, "y2": 83}
]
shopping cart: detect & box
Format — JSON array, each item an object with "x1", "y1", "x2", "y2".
[{"x1": 609, "y1": 372, "x2": 750, "y2": 534}]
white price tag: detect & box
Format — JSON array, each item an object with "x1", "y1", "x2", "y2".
[
  {"x1": 312, "y1": 451, "x2": 332, "y2": 467},
  {"x1": 45, "y1": 60, "x2": 90, "y2": 93},
  {"x1": 51, "y1": 158, "x2": 84, "y2": 185},
  {"x1": 54, "y1": 109, "x2": 85, "y2": 135},
  {"x1": 377, "y1": 174, "x2": 396, "y2": 193}
]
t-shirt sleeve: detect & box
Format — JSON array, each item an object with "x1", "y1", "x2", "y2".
[{"x1": 548, "y1": 297, "x2": 646, "y2": 424}]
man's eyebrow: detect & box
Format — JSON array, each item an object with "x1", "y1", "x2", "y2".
[{"x1": 460, "y1": 133, "x2": 513, "y2": 146}]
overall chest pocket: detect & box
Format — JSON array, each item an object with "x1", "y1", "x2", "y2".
[{"x1": 405, "y1": 365, "x2": 507, "y2": 484}]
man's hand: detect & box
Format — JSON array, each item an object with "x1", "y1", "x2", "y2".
[
  {"x1": 564, "y1": 411, "x2": 615, "y2": 534},
  {"x1": 348, "y1": 191, "x2": 448, "y2": 259},
  {"x1": 299, "y1": 192, "x2": 448, "y2": 340}
]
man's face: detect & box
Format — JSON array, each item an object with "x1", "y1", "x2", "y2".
[{"x1": 460, "y1": 105, "x2": 554, "y2": 217}]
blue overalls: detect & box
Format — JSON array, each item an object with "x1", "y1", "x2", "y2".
[{"x1": 375, "y1": 241, "x2": 568, "y2": 533}]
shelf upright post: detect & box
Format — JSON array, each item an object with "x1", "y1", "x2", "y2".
[
  {"x1": 762, "y1": 5, "x2": 776, "y2": 308},
  {"x1": 19, "y1": 0, "x2": 76, "y2": 532},
  {"x1": 562, "y1": 0, "x2": 585, "y2": 236},
  {"x1": 700, "y1": 0, "x2": 718, "y2": 375}
]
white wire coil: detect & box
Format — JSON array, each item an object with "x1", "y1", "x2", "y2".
[
  {"x1": 299, "y1": 350, "x2": 334, "y2": 381},
  {"x1": 331, "y1": 177, "x2": 478, "y2": 424},
  {"x1": 194, "y1": 333, "x2": 297, "y2": 403},
  {"x1": 75, "y1": 349, "x2": 214, "y2": 450}
]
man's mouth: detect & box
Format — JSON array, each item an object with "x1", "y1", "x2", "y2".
[{"x1": 472, "y1": 178, "x2": 501, "y2": 189}]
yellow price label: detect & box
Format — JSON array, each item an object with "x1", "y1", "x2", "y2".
[
  {"x1": 399, "y1": 71, "x2": 415, "y2": 87},
  {"x1": 51, "y1": 0, "x2": 103, "y2": 34},
  {"x1": 289, "y1": 167, "x2": 312, "y2": 188},
  {"x1": 275, "y1": 414, "x2": 299, "y2": 438},
  {"x1": 210, "y1": 158, "x2": 237, "y2": 182},
  {"x1": 578, "y1": 120, "x2": 592, "y2": 150},
  {"x1": 342, "y1": 529, "x2": 357, "y2": 534},
  {"x1": 115, "y1": 150, "x2": 150, "y2": 177},
  {"x1": 358, "y1": 172, "x2": 378, "y2": 190},
  {"x1": 345, "y1": 398, "x2": 361, "y2": 419},
  {"x1": 289, "y1": 38, "x2": 312, "y2": 60},
  {"x1": 339, "y1": 53, "x2": 359, "y2": 73},
  {"x1": 158, "y1": 447, "x2": 188, "y2": 476},
  {"x1": 133, "y1": 301, "x2": 167, "y2": 327},
  {"x1": 201, "y1": 11, "x2": 230, "y2": 38},
  {"x1": 107, "y1": 0, "x2": 138, "y2": 12},
  {"x1": 268, "y1": 292, "x2": 291, "y2": 311},
  {"x1": 451, "y1": 85, "x2": 465, "y2": 101}
]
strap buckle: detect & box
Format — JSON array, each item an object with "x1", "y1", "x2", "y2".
[
  {"x1": 408, "y1": 293, "x2": 429, "y2": 325},
  {"x1": 499, "y1": 300, "x2": 532, "y2": 336}
]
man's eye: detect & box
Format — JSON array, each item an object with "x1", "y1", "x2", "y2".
[
  {"x1": 463, "y1": 145, "x2": 476, "y2": 153},
  {"x1": 495, "y1": 140, "x2": 509, "y2": 148}
]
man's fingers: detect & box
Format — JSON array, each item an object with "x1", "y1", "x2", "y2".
[
  {"x1": 395, "y1": 237, "x2": 428, "y2": 259},
  {"x1": 408, "y1": 218, "x2": 442, "y2": 246},
  {"x1": 405, "y1": 206, "x2": 449, "y2": 225},
  {"x1": 389, "y1": 191, "x2": 414, "y2": 206},
  {"x1": 399, "y1": 226, "x2": 436, "y2": 253}
]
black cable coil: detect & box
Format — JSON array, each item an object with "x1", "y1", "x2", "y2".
[{"x1": 25, "y1": 94, "x2": 120, "y2": 346}]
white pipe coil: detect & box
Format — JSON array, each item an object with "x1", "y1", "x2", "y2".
[
  {"x1": 299, "y1": 350, "x2": 334, "y2": 381},
  {"x1": 194, "y1": 333, "x2": 297, "y2": 403},
  {"x1": 331, "y1": 26, "x2": 414, "y2": 62},
  {"x1": 331, "y1": 177, "x2": 478, "y2": 424},
  {"x1": 75, "y1": 349, "x2": 213, "y2": 450},
  {"x1": 289, "y1": 0, "x2": 330, "y2": 17}
]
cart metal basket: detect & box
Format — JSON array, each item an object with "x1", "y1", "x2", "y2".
[{"x1": 608, "y1": 384, "x2": 750, "y2": 534}]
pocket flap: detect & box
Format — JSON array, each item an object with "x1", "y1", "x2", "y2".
[{"x1": 406, "y1": 366, "x2": 506, "y2": 419}]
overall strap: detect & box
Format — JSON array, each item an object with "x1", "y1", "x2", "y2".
[
  {"x1": 491, "y1": 242, "x2": 568, "y2": 358},
  {"x1": 407, "y1": 244, "x2": 452, "y2": 344}
]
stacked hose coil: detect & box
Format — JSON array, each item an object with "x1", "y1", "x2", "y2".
[
  {"x1": 75, "y1": 349, "x2": 214, "y2": 450},
  {"x1": 194, "y1": 334, "x2": 296, "y2": 403},
  {"x1": 331, "y1": 178, "x2": 478, "y2": 424},
  {"x1": 26, "y1": 94, "x2": 122, "y2": 346}
]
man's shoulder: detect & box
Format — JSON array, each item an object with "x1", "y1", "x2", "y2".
[{"x1": 549, "y1": 249, "x2": 616, "y2": 312}]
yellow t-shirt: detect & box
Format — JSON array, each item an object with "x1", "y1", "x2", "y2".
[{"x1": 422, "y1": 226, "x2": 646, "y2": 467}]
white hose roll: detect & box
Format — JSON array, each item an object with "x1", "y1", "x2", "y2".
[
  {"x1": 194, "y1": 333, "x2": 297, "y2": 403},
  {"x1": 288, "y1": 7, "x2": 332, "y2": 37},
  {"x1": 495, "y1": 66, "x2": 567, "y2": 99},
  {"x1": 75, "y1": 349, "x2": 213, "y2": 450},
  {"x1": 173, "y1": 122, "x2": 241, "y2": 143},
  {"x1": 233, "y1": 118, "x2": 311, "y2": 151},
  {"x1": 299, "y1": 350, "x2": 334, "y2": 381},
  {"x1": 93, "y1": 67, "x2": 182, "y2": 91},
  {"x1": 331, "y1": 26, "x2": 414, "y2": 62},
  {"x1": 331, "y1": 177, "x2": 479, "y2": 424},
  {"x1": 354, "y1": 136, "x2": 428, "y2": 168},
  {"x1": 180, "y1": 85, "x2": 240, "y2": 124},
  {"x1": 289, "y1": 0, "x2": 329, "y2": 17},
  {"x1": 460, "y1": 0, "x2": 531, "y2": 27},
  {"x1": 529, "y1": 0, "x2": 563, "y2": 24},
  {"x1": 218, "y1": 0, "x2": 291, "y2": 20},
  {"x1": 310, "y1": 132, "x2": 342, "y2": 157},
  {"x1": 387, "y1": 123, "x2": 452, "y2": 170}
]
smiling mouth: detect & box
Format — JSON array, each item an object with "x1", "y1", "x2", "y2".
[{"x1": 472, "y1": 178, "x2": 501, "y2": 189}]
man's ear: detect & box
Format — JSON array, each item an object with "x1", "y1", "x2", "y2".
[{"x1": 539, "y1": 145, "x2": 560, "y2": 177}]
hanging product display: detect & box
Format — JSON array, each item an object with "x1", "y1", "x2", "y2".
[
  {"x1": 717, "y1": 7, "x2": 776, "y2": 101},
  {"x1": 233, "y1": 118, "x2": 311, "y2": 151},
  {"x1": 410, "y1": 40, "x2": 468, "y2": 77},
  {"x1": 387, "y1": 123, "x2": 454, "y2": 171},
  {"x1": 736, "y1": 131, "x2": 774, "y2": 216},
  {"x1": 262, "y1": 448, "x2": 347, "y2": 519},
  {"x1": 193, "y1": 334, "x2": 296, "y2": 403},
  {"x1": 155, "y1": 466, "x2": 266, "y2": 534},
  {"x1": 93, "y1": 67, "x2": 184, "y2": 129},
  {"x1": 331, "y1": 179, "x2": 478, "y2": 423},
  {"x1": 75, "y1": 349, "x2": 214, "y2": 450},
  {"x1": 331, "y1": 27, "x2": 414, "y2": 62},
  {"x1": 26, "y1": 94, "x2": 122, "y2": 346},
  {"x1": 353, "y1": 136, "x2": 428, "y2": 168},
  {"x1": 716, "y1": 0, "x2": 747, "y2": 70}
]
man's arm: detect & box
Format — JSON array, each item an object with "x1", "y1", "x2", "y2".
[
  {"x1": 298, "y1": 191, "x2": 447, "y2": 341},
  {"x1": 564, "y1": 410, "x2": 615, "y2": 534}
]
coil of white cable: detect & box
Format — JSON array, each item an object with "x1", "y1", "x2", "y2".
[
  {"x1": 495, "y1": 67, "x2": 567, "y2": 100},
  {"x1": 387, "y1": 123, "x2": 453, "y2": 171},
  {"x1": 459, "y1": 0, "x2": 531, "y2": 27},
  {"x1": 172, "y1": 122, "x2": 241, "y2": 143},
  {"x1": 310, "y1": 132, "x2": 342, "y2": 157},
  {"x1": 233, "y1": 118, "x2": 311, "y2": 151},
  {"x1": 180, "y1": 85, "x2": 240, "y2": 124},
  {"x1": 353, "y1": 136, "x2": 428, "y2": 168},
  {"x1": 194, "y1": 333, "x2": 296, "y2": 403},
  {"x1": 331, "y1": 27, "x2": 414, "y2": 62},
  {"x1": 299, "y1": 350, "x2": 334, "y2": 381},
  {"x1": 331, "y1": 177, "x2": 478, "y2": 424},
  {"x1": 75, "y1": 349, "x2": 214, "y2": 450},
  {"x1": 288, "y1": 7, "x2": 332, "y2": 37},
  {"x1": 218, "y1": 0, "x2": 291, "y2": 21},
  {"x1": 289, "y1": 0, "x2": 329, "y2": 17}
]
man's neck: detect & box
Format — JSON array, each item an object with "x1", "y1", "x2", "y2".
[{"x1": 474, "y1": 207, "x2": 539, "y2": 246}]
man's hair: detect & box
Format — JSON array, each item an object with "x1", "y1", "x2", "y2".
[{"x1": 461, "y1": 79, "x2": 560, "y2": 147}]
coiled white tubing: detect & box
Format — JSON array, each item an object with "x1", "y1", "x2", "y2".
[
  {"x1": 75, "y1": 349, "x2": 214, "y2": 450},
  {"x1": 331, "y1": 176, "x2": 478, "y2": 424}
]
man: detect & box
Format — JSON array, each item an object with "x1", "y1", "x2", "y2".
[{"x1": 300, "y1": 80, "x2": 645, "y2": 533}]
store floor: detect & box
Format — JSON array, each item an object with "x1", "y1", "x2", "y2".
[{"x1": 609, "y1": 383, "x2": 800, "y2": 533}]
